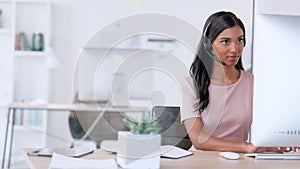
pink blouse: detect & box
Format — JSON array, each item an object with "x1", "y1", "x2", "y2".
[{"x1": 180, "y1": 70, "x2": 253, "y2": 151}]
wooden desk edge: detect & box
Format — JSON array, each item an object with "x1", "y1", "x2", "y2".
[{"x1": 23, "y1": 148, "x2": 300, "y2": 169}]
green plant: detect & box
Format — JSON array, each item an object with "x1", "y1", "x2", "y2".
[
  {"x1": 123, "y1": 113, "x2": 158, "y2": 134},
  {"x1": 0, "y1": 9, "x2": 3, "y2": 28}
]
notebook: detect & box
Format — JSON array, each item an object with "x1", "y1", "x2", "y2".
[
  {"x1": 27, "y1": 146, "x2": 94, "y2": 157},
  {"x1": 160, "y1": 145, "x2": 193, "y2": 159}
]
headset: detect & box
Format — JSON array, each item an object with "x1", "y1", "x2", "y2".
[{"x1": 201, "y1": 19, "x2": 226, "y2": 66}]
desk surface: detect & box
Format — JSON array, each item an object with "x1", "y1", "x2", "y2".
[
  {"x1": 23, "y1": 148, "x2": 300, "y2": 169},
  {"x1": 9, "y1": 102, "x2": 150, "y2": 112}
]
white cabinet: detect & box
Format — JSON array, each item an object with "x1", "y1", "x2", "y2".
[{"x1": 0, "y1": 0, "x2": 51, "y2": 166}]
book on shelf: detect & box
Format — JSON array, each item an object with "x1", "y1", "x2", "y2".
[{"x1": 16, "y1": 32, "x2": 31, "y2": 51}]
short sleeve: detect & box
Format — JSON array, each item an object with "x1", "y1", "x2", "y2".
[{"x1": 180, "y1": 76, "x2": 201, "y2": 123}]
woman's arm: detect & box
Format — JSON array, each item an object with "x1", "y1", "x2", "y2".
[
  {"x1": 184, "y1": 117, "x2": 255, "y2": 153},
  {"x1": 184, "y1": 118, "x2": 295, "y2": 153}
]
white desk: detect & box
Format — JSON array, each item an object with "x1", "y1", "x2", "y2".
[
  {"x1": 23, "y1": 148, "x2": 300, "y2": 169},
  {"x1": 2, "y1": 102, "x2": 150, "y2": 169}
]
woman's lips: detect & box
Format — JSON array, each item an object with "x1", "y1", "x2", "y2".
[{"x1": 227, "y1": 55, "x2": 239, "y2": 58}]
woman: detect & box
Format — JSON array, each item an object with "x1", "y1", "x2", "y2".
[{"x1": 180, "y1": 11, "x2": 261, "y2": 153}]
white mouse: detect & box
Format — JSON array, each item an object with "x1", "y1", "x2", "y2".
[{"x1": 219, "y1": 152, "x2": 240, "y2": 160}]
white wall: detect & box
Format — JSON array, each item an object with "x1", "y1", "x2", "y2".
[{"x1": 47, "y1": 0, "x2": 254, "y2": 146}]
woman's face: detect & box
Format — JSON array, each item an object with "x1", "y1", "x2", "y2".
[{"x1": 212, "y1": 25, "x2": 244, "y2": 67}]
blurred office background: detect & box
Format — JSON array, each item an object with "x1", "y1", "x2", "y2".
[{"x1": 0, "y1": 0, "x2": 255, "y2": 168}]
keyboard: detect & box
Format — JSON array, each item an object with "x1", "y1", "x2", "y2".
[{"x1": 245, "y1": 152, "x2": 300, "y2": 160}]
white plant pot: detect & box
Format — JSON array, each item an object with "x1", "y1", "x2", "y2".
[{"x1": 117, "y1": 131, "x2": 161, "y2": 169}]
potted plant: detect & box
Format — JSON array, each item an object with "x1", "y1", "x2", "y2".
[
  {"x1": 117, "y1": 113, "x2": 161, "y2": 169},
  {"x1": 0, "y1": 9, "x2": 3, "y2": 28}
]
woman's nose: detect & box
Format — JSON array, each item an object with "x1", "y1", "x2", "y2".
[{"x1": 230, "y1": 42, "x2": 240, "y2": 52}]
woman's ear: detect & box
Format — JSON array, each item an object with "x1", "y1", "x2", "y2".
[{"x1": 211, "y1": 49, "x2": 215, "y2": 56}]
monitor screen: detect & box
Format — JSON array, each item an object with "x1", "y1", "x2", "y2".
[{"x1": 251, "y1": 14, "x2": 300, "y2": 146}]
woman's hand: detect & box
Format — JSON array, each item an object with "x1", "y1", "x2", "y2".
[
  {"x1": 277, "y1": 147, "x2": 300, "y2": 153},
  {"x1": 245, "y1": 143, "x2": 279, "y2": 153},
  {"x1": 246, "y1": 143, "x2": 300, "y2": 153}
]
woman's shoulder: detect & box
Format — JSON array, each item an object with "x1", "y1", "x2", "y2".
[
  {"x1": 182, "y1": 76, "x2": 193, "y2": 82},
  {"x1": 241, "y1": 70, "x2": 253, "y2": 79},
  {"x1": 180, "y1": 76, "x2": 194, "y2": 86},
  {"x1": 180, "y1": 76, "x2": 196, "y2": 91},
  {"x1": 241, "y1": 70, "x2": 253, "y2": 81}
]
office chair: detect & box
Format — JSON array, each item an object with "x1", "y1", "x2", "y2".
[
  {"x1": 152, "y1": 106, "x2": 192, "y2": 150},
  {"x1": 69, "y1": 93, "x2": 129, "y2": 148}
]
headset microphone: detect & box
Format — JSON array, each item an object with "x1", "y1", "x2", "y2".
[
  {"x1": 212, "y1": 56, "x2": 226, "y2": 66},
  {"x1": 201, "y1": 21, "x2": 227, "y2": 66}
]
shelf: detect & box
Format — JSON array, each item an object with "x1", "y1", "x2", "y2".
[
  {"x1": 15, "y1": 0, "x2": 49, "y2": 4},
  {"x1": 82, "y1": 46, "x2": 171, "y2": 53},
  {"x1": 1, "y1": 1, "x2": 51, "y2": 165},
  {"x1": 0, "y1": 28, "x2": 11, "y2": 34},
  {"x1": 83, "y1": 46, "x2": 142, "y2": 51},
  {"x1": 14, "y1": 50, "x2": 48, "y2": 57},
  {"x1": 0, "y1": 0, "x2": 12, "y2": 3}
]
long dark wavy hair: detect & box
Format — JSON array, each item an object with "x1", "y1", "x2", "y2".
[{"x1": 190, "y1": 11, "x2": 246, "y2": 113}]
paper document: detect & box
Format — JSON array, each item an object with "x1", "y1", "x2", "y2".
[{"x1": 49, "y1": 153, "x2": 118, "y2": 169}]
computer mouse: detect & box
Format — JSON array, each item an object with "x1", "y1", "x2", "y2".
[{"x1": 219, "y1": 152, "x2": 240, "y2": 160}]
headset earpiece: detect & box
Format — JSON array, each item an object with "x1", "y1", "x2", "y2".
[
  {"x1": 201, "y1": 21, "x2": 226, "y2": 66},
  {"x1": 202, "y1": 21, "x2": 212, "y2": 50}
]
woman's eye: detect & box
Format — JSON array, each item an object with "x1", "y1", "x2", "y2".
[
  {"x1": 222, "y1": 40, "x2": 229, "y2": 45},
  {"x1": 237, "y1": 38, "x2": 244, "y2": 44}
]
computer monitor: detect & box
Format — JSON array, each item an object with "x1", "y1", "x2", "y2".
[{"x1": 250, "y1": 14, "x2": 300, "y2": 147}]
